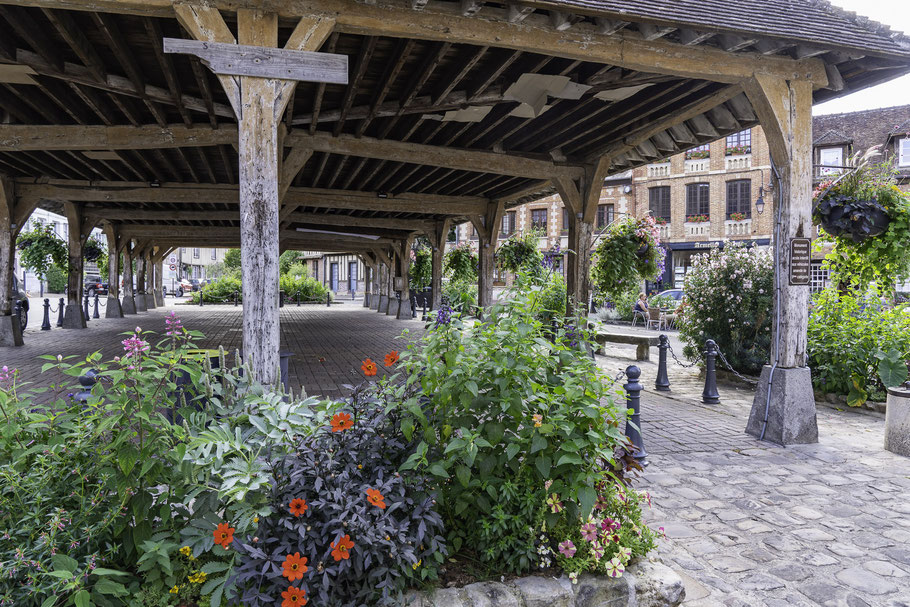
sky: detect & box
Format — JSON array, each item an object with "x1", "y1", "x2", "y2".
[{"x1": 812, "y1": 0, "x2": 910, "y2": 116}]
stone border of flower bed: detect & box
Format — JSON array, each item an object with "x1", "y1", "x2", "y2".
[{"x1": 406, "y1": 561, "x2": 685, "y2": 607}]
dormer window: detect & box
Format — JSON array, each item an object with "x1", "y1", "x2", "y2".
[
  {"x1": 899, "y1": 137, "x2": 910, "y2": 167},
  {"x1": 819, "y1": 147, "x2": 844, "y2": 175}
]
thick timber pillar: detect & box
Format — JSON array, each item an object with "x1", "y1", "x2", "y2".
[
  {"x1": 0, "y1": 175, "x2": 37, "y2": 346},
  {"x1": 173, "y1": 5, "x2": 335, "y2": 384},
  {"x1": 121, "y1": 239, "x2": 137, "y2": 315},
  {"x1": 743, "y1": 75, "x2": 817, "y2": 445},
  {"x1": 135, "y1": 246, "x2": 148, "y2": 312},
  {"x1": 555, "y1": 158, "x2": 610, "y2": 313},
  {"x1": 474, "y1": 202, "x2": 504, "y2": 312},
  {"x1": 62, "y1": 202, "x2": 95, "y2": 329},
  {"x1": 427, "y1": 219, "x2": 450, "y2": 311},
  {"x1": 103, "y1": 223, "x2": 123, "y2": 318},
  {"x1": 397, "y1": 237, "x2": 413, "y2": 320}
]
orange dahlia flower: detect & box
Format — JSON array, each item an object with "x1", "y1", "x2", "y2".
[
  {"x1": 213, "y1": 523, "x2": 234, "y2": 549},
  {"x1": 289, "y1": 498, "x2": 308, "y2": 517},
  {"x1": 281, "y1": 586, "x2": 307, "y2": 607},
  {"x1": 361, "y1": 359, "x2": 378, "y2": 376},
  {"x1": 384, "y1": 351, "x2": 399, "y2": 366},
  {"x1": 365, "y1": 488, "x2": 387, "y2": 509},
  {"x1": 331, "y1": 534, "x2": 354, "y2": 561},
  {"x1": 282, "y1": 552, "x2": 309, "y2": 582},
  {"x1": 330, "y1": 412, "x2": 353, "y2": 433}
]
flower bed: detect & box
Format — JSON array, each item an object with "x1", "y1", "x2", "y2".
[{"x1": 1, "y1": 274, "x2": 664, "y2": 606}]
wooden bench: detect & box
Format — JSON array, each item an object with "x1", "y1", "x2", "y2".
[{"x1": 594, "y1": 332, "x2": 660, "y2": 361}]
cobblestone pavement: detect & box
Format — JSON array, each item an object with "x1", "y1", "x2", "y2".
[
  {"x1": 595, "y1": 334, "x2": 910, "y2": 607},
  {"x1": 4, "y1": 307, "x2": 910, "y2": 605},
  {"x1": 3, "y1": 300, "x2": 424, "y2": 398}
]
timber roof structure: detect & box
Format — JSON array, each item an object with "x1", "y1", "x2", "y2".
[{"x1": 1, "y1": 0, "x2": 910, "y2": 249}]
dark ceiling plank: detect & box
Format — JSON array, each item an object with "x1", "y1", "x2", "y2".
[
  {"x1": 0, "y1": 84, "x2": 41, "y2": 123},
  {"x1": 309, "y1": 32, "x2": 338, "y2": 135},
  {"x1": 359, "y1": 115, "x2": 424, "y2": 190},
  {"x1": 114, "y1": 150, "x2": 149, "y2": 181},
  {"x1": 145, "y1": 17, "x2": 193, "y2": 127},
  {"x1": 468, "y1": 49, "x2": 521, "y2": 101},
  {"x1": 5, "y1": 81, "x2": 67, "y2": 123},
  {"x1": 106, "y1": 92, "x2": 142, "y2": 126},
  {"x1": 153, "y1": 148, "x2": 182, "y2": 181},
  {"x1": 195, "y1": 147, "x2": 217, "y2": 183},
  {"x1": 432, "y1": 44, "x2": 487, "y2": 105},
  {"x1": 93, "y1": 12, "x2": 169, "y2": 127},
  {"x1": 41, "y1": 8, "x2": 107, "y2": 81},
  {"x1": 174, "y1": 148, "x2": 201, "y2": 183},
  {"x1": 37, "y1": 151, "x2": 91, "y2": 180},
  {"x1": 0, "y1": 5, "x2": 63, "y2": 71},
  {"x1": 326, "y1": 154, "x2": 351, "y2": 189},
  {"x1": 32, "y1": 76, "x2": 94, "y2": 124},
  {"x1": 333, "y1": 35, "x2": 377, "y2": 137},
  {"x1": 311, "y1": 151, "x2": 331, "y2": 188},
  {"x1": 68, "y1": 83, "x2": 114, "y2": 125},
  {"x1": 356, "y1": 38, "x2": 414, "y2": 137},
  {"x1": 376, "y1": 41, "x2": 451, "y2": 139},
  {"x1": 219, "y1": 145, "x2": 235, "y2": 184},
  {"x1": 189, "y1": 56, "x2": 218, "y2": 128},
  {"x1": 637, "y1": 23, "x2": 676, "y2": 41}
]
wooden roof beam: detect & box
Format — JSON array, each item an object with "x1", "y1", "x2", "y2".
[{"x1": 0, "y1": 124, "x2": 237, "y2": 151}]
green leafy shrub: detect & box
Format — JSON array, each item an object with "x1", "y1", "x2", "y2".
[
  {"x1": 395, "y1": 274, "x2": 641, "y2": 574},
  {"x1": 590, "y1": 216, "x2": 663, "y2": 302},
  {"x1": 808, "y1": 288, "x2": 910, "y2": 405},
  {"x1": 191, "y1": 275, "x2": 242, "y2": 303},
  {"x1": 441, "y1": 277, "x2": 477, "y2": 314},
  {"x1": 677, "y1": 243, "x2": 773, "y2": 375},
  {"x1": 46, "y1": 263, "x2": 67, "y2": 293},
  {"x1": 279, "y1": 274, "x2": 332, "y2": 303},
  {"x1": 232, "y1": 387, "x2": 445, "y2": 607},
  {"x1": 410, "y1": 244, "x2": 432, "y2": 291}
]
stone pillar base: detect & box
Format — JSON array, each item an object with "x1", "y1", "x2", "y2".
[
  {"x1": 155, "y1": 290, "x2": 164, "y2": 307},
  {"x1": 122, "y1": 296, "x2": 137, "y2": 315},
  {"x1": 105, "y1": 297, "x2": 123, "y2": 319},
  {"x1": 388, "y1": 299, "x2": 399, "y2": 317},
  {"x1": 397, "y1": 297, "x2": 412, "y2": 320},
  {"x1": 362, "y1": 293, "x2": 370, "y2": 307},
  {"x1": 136, "y1": 294, "x2": 148, "y2": 312},
  {"x1": 145, "y1": 293, "x2": 156, "y2": 310},
  {"x1": 62, "y1": 304, "x2": 86, "y2": 329},
  {"x1": 0, "y1": 314, "x2": 24, "y2": 346},
  {"x1": 746, "y1": 365, "x2": 818, "y2": 445},
  {"x1": 379, "y1": 295, "x2": 389, "y2": 313},
  {"x1": 885, "y1": 387, "x2": 910, "y2": 457}
]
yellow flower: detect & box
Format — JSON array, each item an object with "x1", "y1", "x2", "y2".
[
  {"x1": 187, "y1": 571, "x2": 208, "y2": 584},
  {"x1": 532, "y1": 414, "x2": 543, "y2": 428},
  {"x1": 412, "y1": 559, "x2": 422, "y2": 570},
  {"x1": 179, "y1": 546, "x2": 192, "y2": 557},
  {"x1": 253, "y1": 517, "x2": 259, "y2": 523},
  {"x1": 169, "y1": 585, "x2": 180, "y2": 594}
]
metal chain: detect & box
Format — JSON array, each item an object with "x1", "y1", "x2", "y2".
[
  {"x1": 605, "y1": 368, "x2": 627, "y2": 388},
  {"x1": 666, "y1": 341, "x2": 702, "y2": 368},
  {"x1": 713, "y1": 346, "x2": 760, "y2": 386}
]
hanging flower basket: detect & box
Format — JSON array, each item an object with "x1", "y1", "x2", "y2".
[
  {"x1": 815, "y1": 194, "x2": 890, "y2": 243},
  {"x1": 591, "y1": 216, "x2": 664, "y2": 301},
  {"x1": 635, "y1": 243, "x2": 651, "y2": 258}
]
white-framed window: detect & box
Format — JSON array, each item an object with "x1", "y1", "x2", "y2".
[
  {"x1": 193, "y1": 248, "x2": 200, "y2": 259},
  {"x1": 810, "y1": 261, "x2": 829, "y2": 294},
  {"x1": 899, "y1": 137, "x2": 910, "y2": 167},
  {"x1": 211, "y1": 249, "x2": 217, "y2": 260},
  {"x1": 819, "y1": 147, "x2": 843, "y2": 175}
]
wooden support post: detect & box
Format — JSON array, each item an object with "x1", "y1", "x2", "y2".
[
  {"x1": 427, "y1": 219, "x2": 450, "y2": 310},
  {"x1": 743, "y1": 74, "x2": 817, "y2": 445},
  {"x1": 121, "y1": 239, "x2": 137, "y2": 314},
  {"x1": 397, "y1": 237, "x2": 413, "y2": 320},
  {"x1": 146, "y1": 249, "x2": 157, "y2": 310},
  {"x1": 173, "y1": 5, "x2": 335, "y2": 384},
  {"x1": 474, "y1": 202, "x2": 504, "y2": 311},
  {"x1": 373, "y1": 247, "x2": 393, "y2": 314},
  {"x1": 135, "y1": 245, "x2": 148, "y2": 312},
  {"x1": 0, "y1": 175, "x2": 37, "y2": 345},
  {"x1": 555, "y1": 157, "x2": 610, "y2": 313},
  {"x1": 102, "y1": 222, "x2": 123, "y2": 318},
  {"x1": 62, "y1": 201, "x2": 94, "y2": 329}
]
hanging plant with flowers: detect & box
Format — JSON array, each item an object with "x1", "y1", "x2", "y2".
[
  {"x1": 590, "y1": 215, "x2": 663, "y2": 301},
  {"x1": 813, "y1": 147, "x2": 910, "y2": 292}
]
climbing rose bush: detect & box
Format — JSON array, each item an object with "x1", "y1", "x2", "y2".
[{"x1": 677, "y1": 242, "x2": 773, "y2": 374}]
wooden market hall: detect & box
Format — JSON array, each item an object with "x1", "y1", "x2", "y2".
[{"x1": 1, "y1": 0, "x2": 909, "y2": 440}]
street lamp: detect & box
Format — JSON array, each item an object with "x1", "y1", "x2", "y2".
[{"x1": 755, "y1": 168, "x2": 771, "y2": 215}]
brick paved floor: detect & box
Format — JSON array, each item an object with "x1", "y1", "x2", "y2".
[
  {"x1": 4, "y1": 306, "x2": 910, "y2": 606},
  {"x1": 5, "y1": 299, "x2": 424, "y2": 398}
]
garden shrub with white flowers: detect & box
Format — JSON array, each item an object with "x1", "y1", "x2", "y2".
[{"x1": 677, "y1": 242, "x2": 774, "y2": 375}]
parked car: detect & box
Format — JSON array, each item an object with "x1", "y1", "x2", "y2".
[
  {"x1": 189, "y1": 278, "x2": 201, "y2": 292},
  {"x1": 655, "y1": 289, "x2": 685, "y2": 307},
  {"x1": 172, "y1": 279, "x2": 193, "y2": 297},
  {"x1": 83, "y1": 275, "x2": 109, "y2": 297},
  {"x1": 11, "y1": 275, "x2": 28, "y2": 330}
]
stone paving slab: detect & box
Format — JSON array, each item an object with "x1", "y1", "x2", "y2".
[{"x1": 3, "y1": 300, "x2": 424, "y2": 399}]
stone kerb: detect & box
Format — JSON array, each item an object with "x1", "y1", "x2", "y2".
[{"x1": 407, "y1": 561, "x2": 684, "y2": 607}]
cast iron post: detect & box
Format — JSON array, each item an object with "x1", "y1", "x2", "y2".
[
  {"x1": 702, "y1": 339, "x2": 720, "y2": 404},
  {"x1": 623, "y1": 365, "x2": 648, "y2": 466},
  {"x1": 655, "y1": 334, "x2": 671, "y2": 392}
]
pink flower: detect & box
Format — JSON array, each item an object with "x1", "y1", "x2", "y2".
[
  {"x1": 601, "y1": 517, "x2": 619, "y2": 532},
  {"x1": 121, "y1": 332, "x2": 150, "y2": 371},
  {"x1": 591, "y1": 541, "x2": 605, "y2": 560},
  {"x1": 580, "y1": 523, "x2": 598, "y2": 542},
  {"x1": 165, "y1": 311, "x2": 183, "y2": 336},
  {"x1": 558, "y1": 540, "x2": 576, "y2": 558}
]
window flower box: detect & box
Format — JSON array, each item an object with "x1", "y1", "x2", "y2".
[
  {"x1": 685, "y1": 214, "x2": 710, "y2": 223},
  {"x1": 725, "y1": 144, "x2": 751, "y2": 156}
]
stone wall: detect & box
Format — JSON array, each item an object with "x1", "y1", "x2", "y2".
[{"x1": 408, "y1": 561, "x2": 684, "y2": 607}]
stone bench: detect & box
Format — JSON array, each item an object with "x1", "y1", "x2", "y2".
[{"x1": 595, "y1": 332, "x2": 659, "y2": 361}]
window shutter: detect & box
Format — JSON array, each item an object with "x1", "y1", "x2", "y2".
[{"x1": 900, "y1": 138, "x2": 910, "y2": 167}]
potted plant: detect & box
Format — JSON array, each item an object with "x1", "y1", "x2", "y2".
[
  {"x1": 729, "y1": 212, "x2": 747, "y2": 222},
  {"x1": 686, "y1": 214, "x2": 710, "y2": 223},
  {"x1": 685, "y1": 149, "x2": 710, "y2": 160},
  {"x1": 590, "y1": 215, "x2": 664, "y2": 301},
  {"x1": 877, "y1": 349, "x2": 910, "y2": 457},
  {"x1": 725, "y1": 144, "x2": 751, "y2": 156}
]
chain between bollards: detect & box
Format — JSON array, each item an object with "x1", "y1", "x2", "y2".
[
  {"x1": 41, "y1": 298, "x2": 52, "y2": 331},
  {"x1": 57, "y1": 297, "x2": 64, "y2": 327},
  {"x1": 623, "y1": 365, "x2": 648, "y2": 467},
  {"x1": 655, "y1": 334, "x2": 670, "y2": 391},
  {"x1": 702, "y1": 339, "x2": 720, "y2": 404}
]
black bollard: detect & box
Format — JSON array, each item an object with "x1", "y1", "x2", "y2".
[
  {"x1": 83, "y1": 294, "x2": 90, "y2": 324},
  {"x1": 199, "y1": 291, "x2": 203, "y2": 307},
  {"x1": 162, "y1": 286, "x2": 167, "y2": 301},
  {"x1": 41, "y1": 298, "x2": 51, "y2": 330},
  {"x1": 411, "y1": 293, "x2": 417, "y2": 319},
  {"x1": 623, "y1": 365, "x2": 648, "y2": 466},
  {"x1": 422, "y1": 299, "x2": 428, "y2": 322},
  {"x1": 655, "y1": 334, "x2": 671, "y2": 392},
  {"x1": 279, "y1": 290, "x2": 285, "y2": 308},
  {"x1": 74, "y1": 369, "x2": 99, "y2": 404},
  {"x1": 93, "y1": 293, "x2": 100, "y2": 319},
  {"x1": 326, "y1": 292, "x2": 330, "y2": 308},
  {"x1": 296, "y1": 291, "x2": 300, "y2": 306},
  {"x1": 702, "y1": 339, "x2": 720, "y2": 404},
  {"x1": 57, "y1": 297, "x2": 64, "y2": 327},
  {"x1": 233, "y1": 291, "x2": 238, "y2": 307}
]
